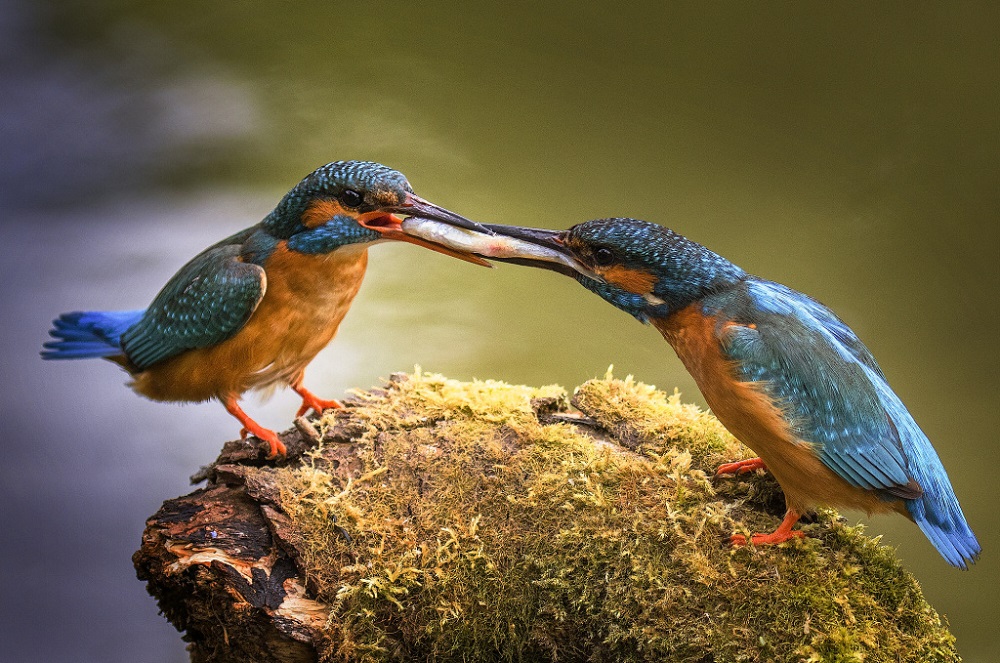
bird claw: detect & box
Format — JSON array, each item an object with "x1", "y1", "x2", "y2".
[
  {"x1": 730, "y1": 530, "x2": 805, "y2": 547},
  {"x1": 295, "y1": 397, "x2": 342, "y2": 418},
  {"x1": 730, "y1": 509, "x2": 804, "y2": 547},
  {"x1": 239, "y1": 428, "x2": 287, "y2": 459},
  {"x1": 260, "y1": 432, "x2": 287, "y2": 459},
  {"x1": 715, "y1": 457, "x2": 767, "y2": 477},
  {"x1": 291, "y1": 379, "x2": 343, "y2": 418}
]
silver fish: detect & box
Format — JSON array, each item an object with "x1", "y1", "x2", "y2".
[{"x1": 400, "y1": 218, "x2": 594, "y2": 278}]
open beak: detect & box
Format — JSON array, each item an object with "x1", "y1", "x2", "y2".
[
  {"x1": 357, "y1": 195, "x2": 594, "y2": 279},
  {"x1": 396, "y1": 218, "x2": 596, "y2": 279},
  {"x1": 385, "y1": 194, "x2": 492, "y2": 234},
  {"x1": 357, "y1": 193, "x2": 493, "y2": 267}
]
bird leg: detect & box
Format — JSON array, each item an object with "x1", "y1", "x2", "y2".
[
  {"x1": 290, "y1": 379, "x2": 343, "y2": 418},
  {"x1": 715, "y1": 457, "x2": 767, "y2": 476},
  {"x1": 222, "y1": 397, "x2": 286, "y2": 458},
  {"x1": 730, "y1": 509, "x2": 805, "y2": 546},
  {"x1": 718, "y1": 458, "x2": 804, "y2": 546}
]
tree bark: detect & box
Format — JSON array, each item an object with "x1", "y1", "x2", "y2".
[
  {"x1": 135, "y1": 423, "x2": 340, "y2": 663},
  {"x1": 134, "y1": 372, "x2": 960, "y2": 663}
]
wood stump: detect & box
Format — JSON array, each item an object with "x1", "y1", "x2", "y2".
[{"x1": 134, "y1": 372, "x2": 960, "y2": 663}]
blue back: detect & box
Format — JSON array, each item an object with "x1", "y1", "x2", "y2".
[{"x1": 710, "y1": 279, "x2": 980, "y2": 568}]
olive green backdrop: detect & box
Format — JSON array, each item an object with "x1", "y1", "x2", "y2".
[{"x1": 2, "y1": 2, "x2": 996, "y2": 661}]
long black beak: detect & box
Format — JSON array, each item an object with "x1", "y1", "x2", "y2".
[
  {"x1": 480, "y1": 223, "x2": 565, "y2": 250},
  {"x1": 357, "y1": 194, "x2": 492, "y2": 267},
  {"x1": 475, "y1": 223, "x2": 594, "y2": 279},
  {"x1": 385, "y1": 194, "x2": 493, "y2": 234}
]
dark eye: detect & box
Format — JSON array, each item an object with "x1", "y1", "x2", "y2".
[
  {"x1": 593, "y1": 247, "x2": 615, "y2": 267},
  {"x1": 339, "y1": 189, "x2": 363, "y2": 208}
]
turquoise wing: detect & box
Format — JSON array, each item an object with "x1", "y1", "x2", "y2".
[
  {"x1": 121, "y1": 241, "x2": 265, "y2": 370},
  {"x1": 711, "y1": 278, "x2": 979, "y2": 567},
  {"x1": 712, "y1": 280, "x2": 919, "y2": 498}
]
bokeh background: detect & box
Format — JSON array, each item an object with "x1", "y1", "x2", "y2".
[{"x1": 2, "y1": 2, "x2": 997, "y2": 661}]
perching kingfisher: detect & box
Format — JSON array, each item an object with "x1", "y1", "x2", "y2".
[
  {"x1": 42, "y1": 161, "x2": 488, "y2": 458},
  {"x1": 480, "y1": 217, "x2": 980, "y2": 568}
]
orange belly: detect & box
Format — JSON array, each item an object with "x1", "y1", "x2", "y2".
[
  {"x1": 131, "y1": 243, "x2": 369, "y2": 403},
  {"x1": 654, "y1": 305, "x2": 903, "y2": 516}
]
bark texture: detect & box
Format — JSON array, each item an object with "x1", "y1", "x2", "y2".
[{"x1": 134, "y1": 372, "x2": 960, "y2": 663}]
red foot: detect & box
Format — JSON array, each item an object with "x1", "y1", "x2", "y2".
[
  {"x1": 291, "y1": 381, "x2": 343, "y2": 417},
  {"x1": 715, "y1": 457, "x2": 767, "y2": 477},
  {"x1": 223, "y1": 397, "x2": 286, "y2": 458},
  {"x1": 730, "y1": 510, "x2": 804, "y2": 547}
]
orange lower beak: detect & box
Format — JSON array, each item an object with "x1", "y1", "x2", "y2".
[{"x1": 358, "y1": 211, "x2": 492, "y2": 267}]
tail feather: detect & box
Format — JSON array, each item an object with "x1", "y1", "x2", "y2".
[
  {"x1": 909, "y1": 497, "x2": 981, "y2": 570},
  {"x1": 902, "y1": 436, "x2": 981, "y2": 568},
  {"x1": 858, "y1": 362, "x2": 981, "y2": 568},
  {"x1": 884, "y1": 401, "x2": 980, "y2": 569},
  {"x1": 41, "y1": 309, "x2": 145, "y2": 360}
]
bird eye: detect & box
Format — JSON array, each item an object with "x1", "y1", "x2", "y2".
[
  {"x1": 339, "y1": 189, "x2": 364, "y2": 208},
  {"x1": 593, "y1": 247, "x2": 615, "y2": 267}
]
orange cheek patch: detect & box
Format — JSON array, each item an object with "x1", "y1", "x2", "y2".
[
  {"x1": 600, "y1": 265, "x2": 658, "y2": 294},
  {"x1": 301, "y1": 199, "x2": 349, "y2": 228}
]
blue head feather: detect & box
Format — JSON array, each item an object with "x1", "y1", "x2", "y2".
[
  {"x1": 262, "y1": 160, "x2": 413, "y2": 240},
  {"x1": 566, "y1": 218, "x2": 746, "y2": 321}
]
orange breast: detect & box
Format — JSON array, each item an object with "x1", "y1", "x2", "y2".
[
  {"x1": 131, "y1": 243, "x2": 369, "y2": 403},
  {"x1": 654, "y1": 305, "x2": 902, "y2": 516}
]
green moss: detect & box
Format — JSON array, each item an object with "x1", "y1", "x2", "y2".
[{"x1": 272, "y1": 370, "x2": 958, "y2": 662}]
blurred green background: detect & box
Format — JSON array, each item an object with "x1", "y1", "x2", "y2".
[{"x1": 2, "y1": 2, "x2": 997, "y2": 661}]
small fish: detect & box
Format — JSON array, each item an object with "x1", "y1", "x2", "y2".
[{"x1": 400, "y1": 218, "x2": 594, "y2": 277}]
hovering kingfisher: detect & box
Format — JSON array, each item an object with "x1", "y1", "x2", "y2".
[
  {"x1": 476, "y1": 217, "x2": 980, "y2": 568},
  {"x1": 42, "y1": 161, "x2": 487, "y2": 458}
]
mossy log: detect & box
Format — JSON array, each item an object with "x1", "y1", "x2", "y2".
[{"x1": 134, "y1": 371, "x2": 960, "y2": 662}]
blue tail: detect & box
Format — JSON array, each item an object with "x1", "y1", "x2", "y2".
[
  {"x1": 41, "y1": 309, "x2": 145, "y2": 360},
  {"x1": 908, "y1": 490, "x2": 980, "y2": 570},
  {"x1": 865, "y1": 370, "x2": 982, "y2": 568},
  {"x1": 904, "y1": 435, "x2": 981, "y2": 569}
]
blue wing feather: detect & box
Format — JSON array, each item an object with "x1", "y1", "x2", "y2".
[
  {"x1": 120, "y1": 243, "x2": 265, "y2": 370},
  {"x1": 857, "y1": 361, "x2": 981, "y2": 568},
  {"x1": 715, "y1": 281, "x2": 914, "y2": 495},
  {"x1": 42, "y1": 227, "x2": 265, "y2": 366},
  {"x1": 710, "y1": 278, "x2": 979, "y2": 567}
]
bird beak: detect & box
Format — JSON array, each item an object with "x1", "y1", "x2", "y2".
[
  {"x1": 357, "y1": 193, "x2": 493, "y2": 267},
  {"x1": 478, "y1": 224, "x2": 566, "y2": 250},
  {"x1": 390, "y1": 217, "x2": 596, "y2": 279},
  {"x1": 471, "y1": 223, "x2": 597, "y2": 279},
  {"x1": 388, "y1": 194, "x2": 492, "y2": 234}
]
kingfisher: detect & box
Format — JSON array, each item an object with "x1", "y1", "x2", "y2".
[
  {"x1": 478, "y1": 217, "x2": 980, "y2": 568},
  {"x1": 42, "y1": 161, "x2": 488, "y2": 458}
]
